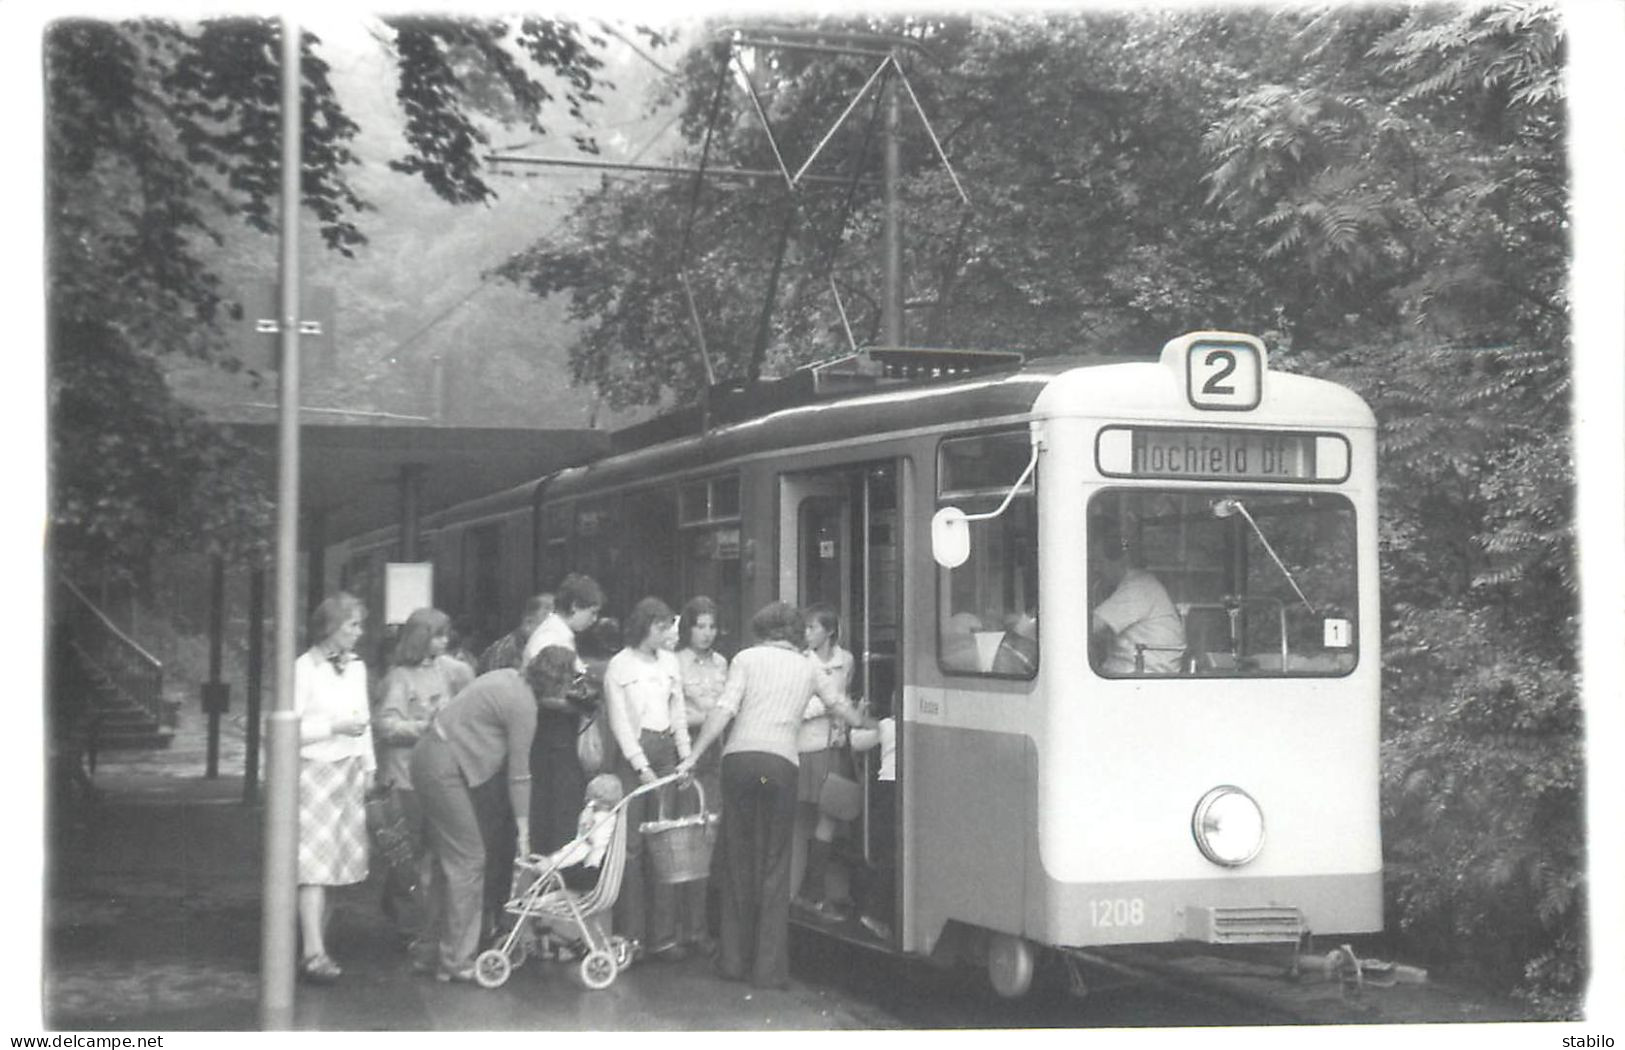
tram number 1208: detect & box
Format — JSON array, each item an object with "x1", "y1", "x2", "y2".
[{"x1": 1089, "y1": 898, "x2": 1146, "y2": 928}]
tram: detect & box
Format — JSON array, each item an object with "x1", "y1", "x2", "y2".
[{"x1": 334, "y1": 331, "x2": 1382, "y2": 996}]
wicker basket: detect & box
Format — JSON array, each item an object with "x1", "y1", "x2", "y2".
[{"x1": 640, "y1": 778, "x2": 718, "y2": 884}]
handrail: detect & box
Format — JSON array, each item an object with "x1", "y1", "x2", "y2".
[
  {"x1": 55, "y1": 574, "x2": 164, "y2": 672},
  {"x1": 53, "y1": 573, "x2": 167, "y2": 727}
]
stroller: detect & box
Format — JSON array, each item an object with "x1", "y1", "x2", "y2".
[{"x1": 473, "y1": 774, "x2": 673, "y2": 990}]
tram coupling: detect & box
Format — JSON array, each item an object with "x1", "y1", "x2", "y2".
[{"x1": 1293, "y1": 944, "x2": 1429, "y2": 998}]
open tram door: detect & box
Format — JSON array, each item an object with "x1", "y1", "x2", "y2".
[{"x1": 777, "y1": 461, "x2": 903, "y2": 947}]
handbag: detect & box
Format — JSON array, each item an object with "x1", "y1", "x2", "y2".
[
  {"x1": 817, "y1": 770, "x2": 863, "y2": 822},
  {"x1": 364, "y1": 789, "x2": 420, "y2": 885},
  {"x1": 576, "y1": 712, "x2": 607, "y2": 775}
]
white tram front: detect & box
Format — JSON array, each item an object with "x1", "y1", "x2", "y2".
[{"x1": 918, "y1": 332, "x2": 1380, "y2": 994}]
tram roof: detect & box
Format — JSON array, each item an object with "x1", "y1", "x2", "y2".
[{"x1": 547, "y1": 352, "x2": 1134, "y2": 495}]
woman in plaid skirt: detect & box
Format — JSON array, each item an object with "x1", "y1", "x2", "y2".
[{"x1": 295, "y1": 592, "x2": 376, "y2": 983}]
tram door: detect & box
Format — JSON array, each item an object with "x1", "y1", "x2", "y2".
[{"x1": 778, "y1": 462, "x2": 902, "y2": 944}]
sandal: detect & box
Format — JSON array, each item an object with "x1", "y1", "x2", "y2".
[{"x1": 300, "y1": 953, "x2": 342, "y2": 983}]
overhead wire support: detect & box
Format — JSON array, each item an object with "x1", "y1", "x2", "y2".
[
  {"x1": 732, "y1": 48, "x2": 796, "y2": 191},
  {"x1": 681, "y1": 45, "x2": 733, "y2": 267},
  {"x1": 727, "y1": 25, "x2": 938, "y2": 63},
  {"x1": 678, "y1": 272, "x2": 717, "y2": 387},
  {"x1": 830, "y1": 276, "x2": 858, "y2": 353},
  {"x1": 484, "y1": 153, "x2": 872, "y2": 187},
  {"x1": 815, "y1": 64, "x2": 886, "y2": 353},
  {"x1": 891, "y1": 60, "x2": 971, "y2": 206},
  {"x1": 735, "y1": 38, "x2": 890, "y2": 60},
  {"x1": 792, "y1": 53, "x2": 895, "y2": 188},
  {"x1": 675, "y1": 47, "x2": 734, "y2": 376}
]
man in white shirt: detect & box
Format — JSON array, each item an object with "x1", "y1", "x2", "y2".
[
  {"x1": 1091, "y1": 537, "x2": 1185, "y2": 675},
  {"x1": 523, "y1": 573, "x2": 605, "y2": 668}
]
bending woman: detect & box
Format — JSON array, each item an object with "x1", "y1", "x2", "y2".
[{"x1": 408, "y1": 661, "x2": 542, "y2": 982}]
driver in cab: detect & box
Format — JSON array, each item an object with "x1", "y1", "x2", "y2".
[{"x1": 1090, "y1": 529, "x2": 1185, "y2": 675}]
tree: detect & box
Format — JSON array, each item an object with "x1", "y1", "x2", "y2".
[
  {"x1": 46, "y1": 15, "x2": 653, "y2": 574},
  {"x1": 501, "y1": 11, "x2": 1322, "y2": 409},
  {"x1": 1203, "y1": 3, "x2": 1578, "y2": 1014}
]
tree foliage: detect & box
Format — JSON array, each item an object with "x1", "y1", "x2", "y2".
[
  {"x1": 502, "y1": 4, "x2": 1579, "y2": 1013},
  {"x1": 1204, "y1": 3, "x2": 1578, "y2": 1015}
]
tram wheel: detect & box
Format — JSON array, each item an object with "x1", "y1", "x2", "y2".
[
  {"x1": 986, "y1": 932, "x2": 1036, "y2": 999},
  {"x1": 474, "y1": 948, "x2": 512, "y2": 989},
  {"x1": 580, "y1": 949, "x2": 618, "y2": 990}
]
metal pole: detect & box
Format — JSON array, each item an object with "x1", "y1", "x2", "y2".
[
  {"x1": 400, "y1": 464, "x2": 425, "y2": 562},
  {"x1": 244, "y1": 565, "x2": 264, "y2": 805},
  {"x1": 484, "y1": 152, "x2": 876, "y2": 187},
  {"x1": 429, "y1": 353, "x2": 446, "y2": 422},
  {"x1": 305, "y1": 509, "x2": 326, "y2": 614},
  {"x1": 883, "y1": 64, "x2": 904, "y2": 347},
  {"x1": 205, "y1": 555, "x2": 225, "y2": 779},
  {"x1": 259, "y1": 13, "x2": 302, "y2": 1030}
]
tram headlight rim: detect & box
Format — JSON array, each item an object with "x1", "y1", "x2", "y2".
[{"x1": 1191, "y1": 784, "x2": 1266, "y2": 868}]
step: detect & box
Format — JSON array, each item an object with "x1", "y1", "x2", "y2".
[
  {"x1": 94, "y1": 729, "x2": 175, "y2": 751},
  {"x1": 93, "y1": 717, "x2": 163, "y2": 737}
]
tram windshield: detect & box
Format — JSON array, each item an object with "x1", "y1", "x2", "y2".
[{"x1": 1088, "y1": 489, "x2": 1357, "y2": 677}]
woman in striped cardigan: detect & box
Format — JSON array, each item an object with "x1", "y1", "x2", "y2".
[{"x1": 678, "y1": 601, "x2": 874, "y2": 989}]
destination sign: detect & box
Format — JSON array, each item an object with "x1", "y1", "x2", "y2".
[{"x1": 1097, "y1": 427, "x2": 1349, "y2": 482}]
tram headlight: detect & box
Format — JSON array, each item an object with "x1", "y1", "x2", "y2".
[{"x1": 1191, "y1": 785, "x2": 1265, "y2": 867}]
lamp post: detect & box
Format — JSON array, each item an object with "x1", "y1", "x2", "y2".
[{"x1": 259, "y1": 13, "x2": 302, "y2": 1030}]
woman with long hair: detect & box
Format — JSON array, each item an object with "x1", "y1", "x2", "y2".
[
  {"x1": 675, "y1": 595, "x2": 728, "y2": 952},
  {"x1": 374, "y1": 607, "x2": 460, "y2": 944},
  {"x1": 602, "y1": 596, "x2": 691, "y2": 961}
]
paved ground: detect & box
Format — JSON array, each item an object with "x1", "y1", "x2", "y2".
[
  {"x1": 43, "y1": 705, "x2": 877, "y2": 1032},
  {"x1": 40, "y1": 701, "x2": 1544, "y2": 1033}
]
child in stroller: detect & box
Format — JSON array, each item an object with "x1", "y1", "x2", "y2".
[
  {"x1": 544, "y1": 774, "x2": 624, "y2": 901},
  {"x1": 475, "y1": 772, "x2": 652, "y2": 989}
]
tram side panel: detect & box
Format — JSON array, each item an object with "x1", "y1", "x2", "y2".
[{"x1": 897, "y1": 426, "x2": 1044, "y2": 958}]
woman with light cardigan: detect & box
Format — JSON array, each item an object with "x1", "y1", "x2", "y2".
[
  {"x1": 603, "y1": 596, "x2": 691, "y2": 961},
  {"x1": 677, "y1": 601, "x2": 873, "y2": 989},
  {"x1": 294, "y1": 592, "x2": 375, "y2": 983}
]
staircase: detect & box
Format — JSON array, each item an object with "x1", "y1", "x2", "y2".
[{"x1": 51, "y1": 576, "x2": 175, "y2": 764}]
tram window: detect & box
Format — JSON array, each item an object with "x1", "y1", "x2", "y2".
[
  {"x1": 537, "y1": 502, "x2": 572, "y2": 588},
  {"x1": 573, "y1": 500, "x2": 624, "y2": 609},
  {"x1": 464, "y1": 523, "x2": 503, "y2": 648},
  {"x1": 679, "y1": 474, "x2": 741, "y2": 525},
  {"x1": 676, "y1": 474, "x2": 743, "y2": 652},
  {"x1": 1087, "y1": 489, "x2": 1358, "y2": 678},
  {"x1": 682, "y1": 527, "x2": 742, "y2": 654},
  {"x1": 937, "y1": 432, "x2": 1038, "y2": 678}
]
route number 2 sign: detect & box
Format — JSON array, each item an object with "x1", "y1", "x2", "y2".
[{"x1": 1186, "y1": 337, "x2": 1263, "y2": 411}]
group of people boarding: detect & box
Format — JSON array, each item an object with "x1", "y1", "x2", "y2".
[{"x1": 291, "y1": 573, "x2": 893, "y2": 991}]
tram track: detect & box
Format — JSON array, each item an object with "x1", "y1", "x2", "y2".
[{"x1": 789, "y1": 929, "x2": 1309, "y2": 1028}]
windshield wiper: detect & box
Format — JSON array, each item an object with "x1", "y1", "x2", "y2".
[{"x1": 1210, "y1": 497, "x2": 1317, "y2": 616}]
